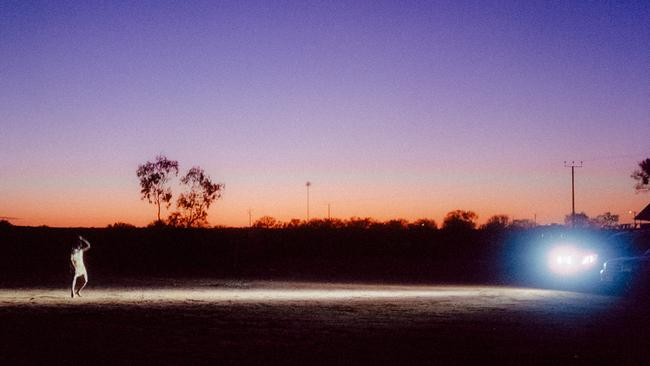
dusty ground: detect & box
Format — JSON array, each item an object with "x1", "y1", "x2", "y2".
[{"x1": 0, "y1": 280, "x2": 648, "y2": 365}]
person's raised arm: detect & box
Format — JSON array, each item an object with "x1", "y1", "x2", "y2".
[{"x1": 79, "y1": 236, "x2": 91, "y2": 251}]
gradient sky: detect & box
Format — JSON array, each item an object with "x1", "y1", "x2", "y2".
[{"x1": 1, "y1": 1, "x2": 649, "y2": 227}]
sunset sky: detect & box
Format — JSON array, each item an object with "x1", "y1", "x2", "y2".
[{"x1": 1, "y1": 1, "x2": 649, "y2": 227}]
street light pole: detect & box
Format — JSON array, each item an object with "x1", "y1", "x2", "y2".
[{"x1": 306, "y1": 181, "x2": 311, "y2": 221}]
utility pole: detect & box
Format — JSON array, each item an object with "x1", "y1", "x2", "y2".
[
  {"x1": 564, "y1": 161, "x2": 583, "y2": 229},
  {"x1": 247, "y1": 208, "x2": 252, "y2": 227},
  {"x1": 306, "y1": 181, "x2": 311, "y2": 221},
  {"x1": 327, "y1": 203, "x2": 331, "y2": 220}
]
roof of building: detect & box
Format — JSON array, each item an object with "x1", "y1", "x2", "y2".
[{"x1": 636, "y1": 203, "x2": 650, "y2": 221}]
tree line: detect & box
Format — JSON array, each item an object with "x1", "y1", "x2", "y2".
[
  {"x1": 250, "y1": 210, "x2": 623, "y2": 231},
  {"x1": 132, "y1": 156, "x2": 650, "y2": 229}
]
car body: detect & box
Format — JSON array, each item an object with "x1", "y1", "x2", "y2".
[{"x1": 600, "y1": 249, "x2": 650, "y2": 293}]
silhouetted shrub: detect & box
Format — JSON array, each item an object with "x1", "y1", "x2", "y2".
[{"x1": 107, "y1": 222, "x2": 136, "y2": 229}]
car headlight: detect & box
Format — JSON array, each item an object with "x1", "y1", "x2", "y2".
[{"x1": 548, "y1": 246, "x2": 598, "y2": 275}]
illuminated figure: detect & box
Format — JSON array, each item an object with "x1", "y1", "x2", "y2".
[{"x1": 70, "y1": 236, "x2": 91, "y2": 298}]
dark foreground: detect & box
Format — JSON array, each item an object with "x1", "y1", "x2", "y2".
[{"x1": 1, "y1": 280, "x2": 649, "y2": 365}]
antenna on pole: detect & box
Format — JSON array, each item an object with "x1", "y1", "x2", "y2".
[
  {"x1": 564, "y1": 161, "x2": 583, "y2": 229},
  {"x1": 247, "y1": 209, "x2": 252, "y2": 227}
]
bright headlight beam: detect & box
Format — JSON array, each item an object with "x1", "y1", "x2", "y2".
[
  {"x1": 0, "y1": 285, "x2": 570, "y2": 306},
  {"x1": 548, "y1": 245, "x2": 598, "y2": 275}
]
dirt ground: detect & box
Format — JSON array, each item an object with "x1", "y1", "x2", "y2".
[{"x1": 0, "y1": 280, "x2": 649, "y2": 365}]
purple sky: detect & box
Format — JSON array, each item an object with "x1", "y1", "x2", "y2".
[{"x1": 1, "y1": 1, "x2": 649, "y2": 227}]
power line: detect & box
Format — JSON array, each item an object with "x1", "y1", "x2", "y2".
[{"x1": 581, "y1": 152, "x2": 650, "y2": 162}]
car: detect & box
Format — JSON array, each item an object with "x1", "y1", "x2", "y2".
[{"x1": 600, "y1": 249, "x2": 650, "y2": 294}]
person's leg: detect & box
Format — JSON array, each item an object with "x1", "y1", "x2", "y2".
[
  {"x1": 71, "y1": 275, "x2": 78, "y2": 298},
  {"x1": 77, "y1": 273, "x2": 88, "y2": 296}
]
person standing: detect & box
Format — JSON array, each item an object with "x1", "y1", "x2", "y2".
[{"x1": 70, "y1": 235, "x2": 91, "y2": 298}]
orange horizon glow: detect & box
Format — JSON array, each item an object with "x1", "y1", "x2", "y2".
[{"x1": 2, "y1": 160, "x2": 646, "y2": 229}]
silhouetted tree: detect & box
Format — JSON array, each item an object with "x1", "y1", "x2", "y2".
[
  {"x1": 593, "y1": 212, "x2": 619, "y2": 229},
  {"x1": 442, "y1": 210, "x2": 478, "y2": 231},
  {"x1": 323, "y1": 218, "x2": 345, "y2": 229},
  {"x1": 137, "y1": 155, "x2": 179, "y2": 222},
  {"x1": 253, "y1": 216, "x2": 280, "y2": 228},
  {"x1": 303, "y1": 218, "x2": 344, "y2": 229},
  {"x1": 631, "y1": 158, "x2": 650, "y2": 192},
  {"x1": 384, "y1": 218, "x2": 409, "y2": 230},
  {"x1": 0, "y1": 220, "x2": 13, "y2": 229},
  {"x1": 304, "y1": 218, "x2": 323, "y2": 228},
  {"x1": 283, "y1": 218, "x2": 304, "y2": 228},
  {"x1": 107, "y1": 222, "x2": 136, "y2": 229},
  {"x1": 510, "y1": 219, "x2": 536, "y2": 229},
  {"x1": 170, "y1": 167, "x2": 224, "y2": 228},
  {"x1": 409, "y1": 218, "x2": 438, "y2": 230},
  {"x1": 564, "y1": 212, "x2": 591, "y2": 228},
  {"x1": 147, "y1": 220, "x2": 168, "y2": 228},
  {"x1": 481, "y1": 215, "x2": 510, "y2": 231},
  {"x1": 346, "y1": 217, "x2": 376, "y2": 230}
]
